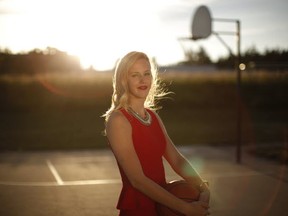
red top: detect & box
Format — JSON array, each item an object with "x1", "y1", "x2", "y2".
[{"x1": 115, "y1": 108, "x2": 167, "y2": 210}]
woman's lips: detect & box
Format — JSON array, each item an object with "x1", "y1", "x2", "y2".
[{"x1": 138, "y1": 86, "x2": 148, "y2": 90}]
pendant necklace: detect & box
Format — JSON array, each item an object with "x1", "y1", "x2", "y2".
[{"x1": 128, "y1": 107, "x2": 152, "y2": 126}]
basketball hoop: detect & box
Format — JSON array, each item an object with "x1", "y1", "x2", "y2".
[
  {"x1": 178, "y1": 5, "x2": 243, "y2": 164},
  {"x1": 191, "y1": 5, "x2": 212, "y2": 40}
]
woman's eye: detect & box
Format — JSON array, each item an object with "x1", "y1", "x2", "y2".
[
  {"x1": 145, "y1": 72, "x2": 151, "y2": 76},
  {"x1": 130, "y1": 72, "x2": 150, "y2": 78}
]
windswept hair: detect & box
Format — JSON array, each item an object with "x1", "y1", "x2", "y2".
[{"x1": 102, "y1": 51, "x2": 169, "y2": 122}]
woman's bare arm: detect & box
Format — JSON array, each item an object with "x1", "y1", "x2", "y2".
[{"x1": 154, "y1": 111, "x2": 209, "y2": 193}]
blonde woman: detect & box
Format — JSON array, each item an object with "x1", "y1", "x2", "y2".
[{"x1": 103, "y1": 51, "x2": 210, "y2": 216}]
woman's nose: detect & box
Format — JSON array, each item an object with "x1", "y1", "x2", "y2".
[{"x1": 139, "y1": 75, "x2": 145, "y2": 82}]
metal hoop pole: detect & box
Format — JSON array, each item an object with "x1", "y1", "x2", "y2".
[
  {"x1": 213, "y1": 18, "x2": 242, "y2": 163},
  {"x1": 236, "y1": 20, "x2": 242, "y2": 163}
]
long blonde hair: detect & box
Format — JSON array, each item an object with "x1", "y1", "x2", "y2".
[{"x1": 103, "y1": 51, "x2": 168, "y2": 122}]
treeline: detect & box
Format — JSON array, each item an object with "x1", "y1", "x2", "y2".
[
  {"x1": 1, "y1": 46, "x2": 288, "y2": 75},
  {"x1": 181, "y1": 46, "x2": 288, "y2": 71},
  {"x1": 0, "y1": 47, "x2": 82, "y2": 75}
]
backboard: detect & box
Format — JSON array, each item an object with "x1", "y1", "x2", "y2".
[{"x1": 191, "y1": 5, "x2": 212, "y2": 40}]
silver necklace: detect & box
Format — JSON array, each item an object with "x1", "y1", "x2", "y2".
[{"x1": 128, "y1": 107, "x2": 152, "y2": 126}]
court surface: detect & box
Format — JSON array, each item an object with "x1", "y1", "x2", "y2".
[{"x1": 0, "y1": 146, "x2": 287, "y2": 216}]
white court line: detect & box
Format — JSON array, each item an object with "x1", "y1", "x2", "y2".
[
  {"x1": 0, "y1": 179, "x2": 121, "y2": 187},
  {"x1": 205, "y1": 171, "x2": 262, "y2": 179},
  {"x1": 0, "y1": 171, "x2": 262, "y2": 187},
  {"x1": 46, "y1": 160, "x2": 63, "y2": 185},
  {"x1": 166, "y1": 171, "x2": 261, "y2": 180}
]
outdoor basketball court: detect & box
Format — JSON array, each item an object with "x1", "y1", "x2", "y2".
[{"x1": 1, "y1": 146, "x2": 287, "y2": 216}]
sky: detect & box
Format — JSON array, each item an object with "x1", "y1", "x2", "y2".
[{"x1": 0, "y1": 0, "x2": 288, "y2": 70}]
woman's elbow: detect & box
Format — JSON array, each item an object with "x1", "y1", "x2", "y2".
[{"x1": 129, "y1": 173, "x2": 147, "y2": 189}]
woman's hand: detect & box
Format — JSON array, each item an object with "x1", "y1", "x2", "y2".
[
  {"x1": 199, "y1": 188, "x2": 210, "y2": 204},
  {"x1": 183, "y1": 201, "x2": 210, "y2": 216}
]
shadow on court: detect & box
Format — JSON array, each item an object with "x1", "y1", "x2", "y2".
[{"x1": 0, "y1": 146, "x2": 288, "y2": 216}]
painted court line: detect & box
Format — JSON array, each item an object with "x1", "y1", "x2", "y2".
[
  {"x1": 0, "y1": 179, "x2": 121, "y2": 187},
  {"x1": 0, "y1": 172, "x2": 262, "y2": 187},
  {"x1": 205, "y1": 171, "x2": 261, "y2": 179},
  {"x1": 46, "y1": 160, "x2": 64, "y2": 185}
]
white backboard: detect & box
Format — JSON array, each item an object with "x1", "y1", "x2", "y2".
[{"x1": 191, "y1": 5, "x2": 212, "y2": 40}]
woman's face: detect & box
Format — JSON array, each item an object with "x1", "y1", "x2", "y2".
[{"x1": 127, "y1": 58, "x2": 152, "y2": 101}]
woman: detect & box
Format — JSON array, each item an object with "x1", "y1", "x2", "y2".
[{"x1": 103, "y1": 51, "x2": 210, "y2": 216}]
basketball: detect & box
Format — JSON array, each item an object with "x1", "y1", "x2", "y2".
[{"x1": 156, "y1": 180, "x2": 200, "y2": 216}]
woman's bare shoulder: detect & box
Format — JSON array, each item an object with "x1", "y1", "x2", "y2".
[
  {"x1": 106, "y1": 110, "x2": 132, "y2": 149},
  {"x1": 106, "y1": 110, "x2": 130, "y2": 129}
]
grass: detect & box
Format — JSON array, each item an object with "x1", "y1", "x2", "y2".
[{"x1": 0, "y1": 70, "x2": 287, "y2": 156}]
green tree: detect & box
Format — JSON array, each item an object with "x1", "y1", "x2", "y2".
[{"x1": 182, "y1": 46, "x2": 211, "y2": 65}]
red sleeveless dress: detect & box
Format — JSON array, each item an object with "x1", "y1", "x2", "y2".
[{"x1": 116, "y1": 108, "x2": 167, "y2": 216}]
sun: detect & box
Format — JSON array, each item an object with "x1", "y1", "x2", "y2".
[
  {"x1": 61, "y1": 0, "x2": 162, "y2": 71},
  {"x1": 2, "y1": 0, "x2": 179, "y2": 70},
  {"x1": 46, "y1": 0, "x2": 125, "y2": 71},
  {"x1": 47, "y1": 0, "x2": 159, "y2": 70}
]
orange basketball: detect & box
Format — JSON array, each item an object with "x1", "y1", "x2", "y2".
[{"x1": 156, "y1": 180, "x2": 200, "y2": 216}]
